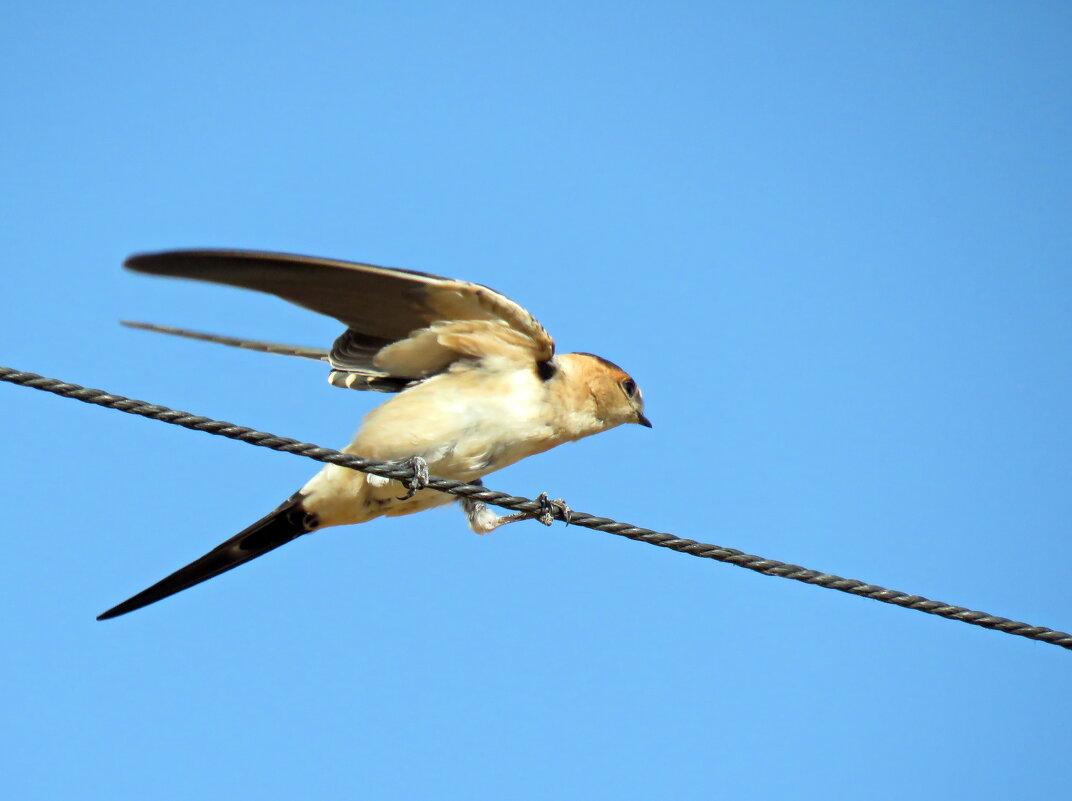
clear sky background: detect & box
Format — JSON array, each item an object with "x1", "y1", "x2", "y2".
[{"x1": 2, "y1": 2, "x2": 1070, "y2": 799}]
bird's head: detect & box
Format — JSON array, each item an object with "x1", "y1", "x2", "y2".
[{"x1": 556, "y1": 352, "x2": 651, "y2": 430}]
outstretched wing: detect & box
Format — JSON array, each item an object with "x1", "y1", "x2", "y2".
[{"x1": 125, "y1": 250, "x2": 555, "y2": 388}]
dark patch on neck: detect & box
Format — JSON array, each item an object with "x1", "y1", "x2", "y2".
[{"x1": 536, "y1": 360, "x2": 557, "y2": 381}]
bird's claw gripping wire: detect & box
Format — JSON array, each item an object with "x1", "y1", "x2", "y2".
[
  {"x1": 533, "y1": 492, "x2": 572, "y2": 526},
  {"x1": 395, "y1": 456, "x2": 430, "y2": 500},
  {"x1": 458, "y1": 485, "x2": 570, "y2": 533}
]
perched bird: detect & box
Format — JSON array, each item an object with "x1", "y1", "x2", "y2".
[{"x1": 99, "y1": 250, "x2": 651, "y2": 619}]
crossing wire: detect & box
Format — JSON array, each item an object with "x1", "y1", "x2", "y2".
[{"x1": 2, "y1": 364, "x2": 1069, "y2": 652}]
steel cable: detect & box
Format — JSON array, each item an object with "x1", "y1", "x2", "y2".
[{"x1": 2, "y1": 364, "x2": 1069, "y2": 652}]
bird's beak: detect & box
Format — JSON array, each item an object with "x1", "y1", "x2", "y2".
[{"x1": 636, "y1": 412, "x2": 653, "y2": 428}]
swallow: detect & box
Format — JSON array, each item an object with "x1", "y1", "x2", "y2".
[{"x1": 98, "y1": 250, "x2": 650, "y2": 619}]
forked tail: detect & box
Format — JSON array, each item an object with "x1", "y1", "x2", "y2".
[{"x1": 97, "y1": 494, "x2": 319, "y2": 620}]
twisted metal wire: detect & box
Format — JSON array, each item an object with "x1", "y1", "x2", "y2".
[{"x1": 2, "y1": 364, "x2": 1069, "y2": 652}]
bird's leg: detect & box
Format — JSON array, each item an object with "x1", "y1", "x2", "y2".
[
  {"x1": 460, "y1": 487, "x2": 572, "y2": 534},
  {"x1": 383, "y1": 456, "x2": 429, "y2": 500}
]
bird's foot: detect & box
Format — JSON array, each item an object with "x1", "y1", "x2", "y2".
[
  {"x1": 392, "y1": 456, "x2": 430, "y2": 500},
  {"x1": 533, "y1": 492, "x2": 572, "y2": 526},
  {"x1": 460, "y1": 489, "x2": 571, "y2": 534}
]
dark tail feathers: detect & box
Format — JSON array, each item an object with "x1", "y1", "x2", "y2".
[{"x1": 97, "y1": 493, "x2": 318, "y2": 620}]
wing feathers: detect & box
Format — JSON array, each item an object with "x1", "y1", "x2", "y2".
[
  {"x1": 125, "y1": 249, "x2": 555, "y2": 384},
  {"x1": 125, "y1": 250, "x2": 439, "y2": 340}
]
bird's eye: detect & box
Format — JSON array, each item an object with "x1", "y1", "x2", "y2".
[{"x1": 621, "y1": 378, "x2": 637, "y2": 397}]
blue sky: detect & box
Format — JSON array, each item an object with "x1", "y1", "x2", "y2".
[{"x1": 2, "y1": 2, "x2": 1070, "y2": 798}]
